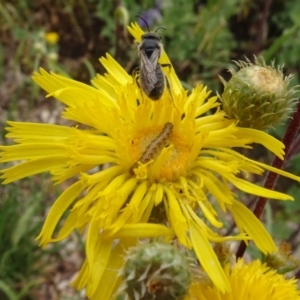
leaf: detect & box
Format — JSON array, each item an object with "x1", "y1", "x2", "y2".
[
  {"x1": 0, "y1": 280, "x2": 18, "y2": 300},
  {"x1": 11, "y1": 201, "x2": 38, "y2": 246}
]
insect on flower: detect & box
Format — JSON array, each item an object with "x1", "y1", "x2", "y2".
[
  {"x1": 130, "y1": 122, "x2": 173, "y2": 174},
  {"x1": 133, "y1": 15, "x2": 173, "y2": 101}
]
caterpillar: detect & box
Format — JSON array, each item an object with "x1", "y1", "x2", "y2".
[{"x1": 130, "y1": 122, "x2": 173, "y2": 173}]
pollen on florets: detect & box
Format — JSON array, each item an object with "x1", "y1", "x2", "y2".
[
  {"x1": 119, "y1": 242, "x2": 192, "y2": 300},
  {"x1": 219, "y1": 57, "x2": 298, "y2": 130}
]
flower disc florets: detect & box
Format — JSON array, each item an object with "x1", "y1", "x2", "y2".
[{"x1": 185, "y1": 259, "x2": 300, "y2": 300}]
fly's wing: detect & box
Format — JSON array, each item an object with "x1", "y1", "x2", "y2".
[{"x1": 139, "y1": 48, "x2": 160, "y2": 94}]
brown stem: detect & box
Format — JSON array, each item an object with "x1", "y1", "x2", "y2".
[
  {"x1": 285, "y1": 135, "x2": 300, "y2": 162},
  {"x1": 236, "y1": 99, "x2": 300, "y2": 259},
  {"x1": 114, "y1": 0, "x2": 121, "y2": 60},
  {"x1": 254, "y1": 0, "x2": 273, "y2": 55}
]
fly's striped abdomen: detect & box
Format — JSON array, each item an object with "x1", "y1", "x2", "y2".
[{"x1": 147, "y1": 65, "x2": 165, "y2": 100}]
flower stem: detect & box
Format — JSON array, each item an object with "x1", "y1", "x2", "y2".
[
  {"x1": 254, "y1": 0, "x2": 273, "y2": 55},
  {"x1": 236, "y1": 98, "x2": 300, "y2": 259}
]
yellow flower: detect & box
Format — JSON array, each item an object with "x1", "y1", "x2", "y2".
[
  {"x1": 1, "y1": 23, "x2": 300, "y2": 299},
  {"x1": 185, "y1": 259, "x2": 300, "y2": 300},
  {"x1": 44, "y1": 32, "x2": 59, "y2": 45}
]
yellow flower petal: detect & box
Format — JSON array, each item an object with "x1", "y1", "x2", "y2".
[
  {"x1": 227, "y1": 200, "x2": 276, "y2": 253},
  {"x1": 72, "y1": 259, "x2": 88, "y2": 290},
  {"x1": 1, "y1": 156, "x2": 67, "y2": 183},
  {"x1": 235, "y1": 127, "x2": 285, "y2": 159},
  {"x1": 99, "y1": 53, "x2": 132, "y2": 85},
  {"x1": 5, "y1": 121, "x2": 74, "y2": 142},
  {"x1": 189, "y1": 219, "x2": 230, "y2": 293},
  {"x1": 1, "y1": 21, "x2": 300, "y2": 300},
  {"x1": 110, "y1": 223, "x2": 173, "y2": 239},
  {"x1": 90, "y1": 238, "x2": 137, "y2": 300},
  {"x1": 86, "y1": 230, "x2": 113, "y2": 297},
  {"x1": 185, "y1": 259, "x2": 300, "y2": 300},
  {"x1": 36, "y1": 181, "x2": 85, "y2": 247}
]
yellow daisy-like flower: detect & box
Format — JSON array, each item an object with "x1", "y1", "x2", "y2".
[
  {"x1": 185, "y1": 259, "x2": 300, "y2": 300},
  {"x1": 44, "y1": 32, "x2": 59, "y2": 45},
  {"x1": 1, "y1": 23, "x2": 300, "y2": 298}
]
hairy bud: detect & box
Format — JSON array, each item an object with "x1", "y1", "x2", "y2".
[{"x1": 219, "y1": 57, "x2": 298, "y2": 130}]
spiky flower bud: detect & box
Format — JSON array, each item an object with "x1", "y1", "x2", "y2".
[
  {"x1": 219, "y1": 57, "x2": 298, "y2": 130},
  {"x1": 121, "y1": 242, "x2": 191, "y2": 300},
  {"x1": 265, "y1": 242, "x2": 300, "y2": 274},
  {"x1": 214, "y1": 243, "x2": 235, "y2": 268}
]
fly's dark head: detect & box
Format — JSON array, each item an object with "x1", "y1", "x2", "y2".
[{"x1": 140, "y1": 33, "x2": 162, "y2": 58}]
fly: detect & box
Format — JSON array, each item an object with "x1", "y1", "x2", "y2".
[{"x1": 133, "y1": 15, "x2": 173, "y2": 101}]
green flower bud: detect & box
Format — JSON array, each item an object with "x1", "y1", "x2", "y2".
[
  {"x1": 219, "y1": 57, "x2": 298, "y2": 130},
  {"x1": 120, "y1": 242, "x2": 192, "y2": 300},
  {"x1": 264, "y1": 242, "x2": 300, "y2": 274},
  {"x1": 214, "y1": 242, "x2": 235, "y2": 268}
]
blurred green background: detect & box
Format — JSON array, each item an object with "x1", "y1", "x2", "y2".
[{"x1": 1, "y1": 0, "x2": 300, "y2": 299}]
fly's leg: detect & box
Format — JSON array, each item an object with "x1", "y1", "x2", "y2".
[
  {"x1": 161, "y1": 63, "x2": 174, "y2": 102},
  {"x1": 161, "y1": 63, "x2": 172, "y2": 71},
  {"x1": 132, "y1": 67, "x2": 140, "y2": 80},
  {"x1": 165, "y1": 75, "x2": 173, "y2": 102},
  {"x1": 132, "y1": 67, "x2": 144, "y2": 103}
]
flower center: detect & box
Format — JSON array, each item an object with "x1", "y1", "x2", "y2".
[{"x1": 131, "y1": 124, "x2": 190, "y2": 181}]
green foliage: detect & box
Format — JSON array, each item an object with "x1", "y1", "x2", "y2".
[
  {"x1": 157, "y1": 0, "x2": 240, "y2": 90},
  {"x1": 0, "y1": 177, "x2": 84, "y2": 299},
  {"x1": 1, "y1": 0, "x2": 300, "y2": 92},
  {"x1": 267, "y1": 0, "x2": 300, "y2": 67},
  {"x1": 0, "y1": 179, "x2": 45, "y2": 299}
]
